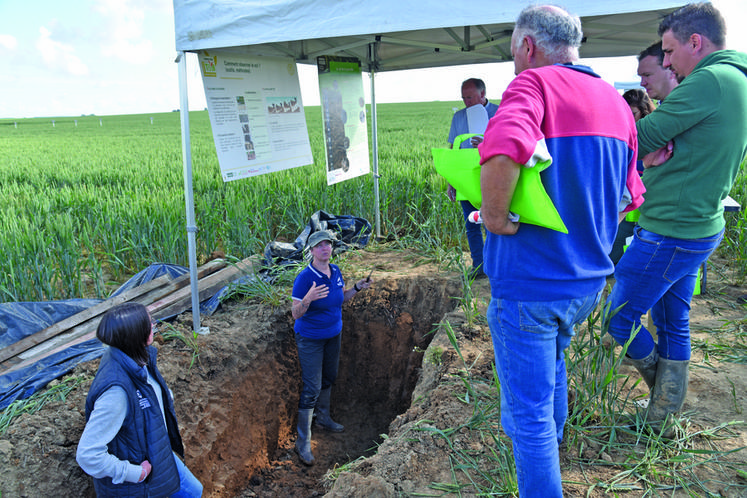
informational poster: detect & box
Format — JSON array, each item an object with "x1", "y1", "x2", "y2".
[
  {"x1": 317, "y1": 55, "x2": 370, "y2": 185},
  {"x1": 199, "y1": 51, "x2": 314, "y2": 182}
]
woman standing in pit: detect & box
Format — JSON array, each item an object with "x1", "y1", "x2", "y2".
[
  {"x1": 291, "y1": 229, "x2": 372, "y2": 465},
  {"x1": 76, "y1": 302, "x2": 202, "y2": 497}
]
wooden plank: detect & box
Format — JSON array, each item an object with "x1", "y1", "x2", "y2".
[
  {"x1": 150, "y1": 257, "x2": 255, "y2": 319},
  {"x1": 129, "y1": 259, "x2": 227, "y2": 306},
  {"x1": 0, "y1": 275, "x2": 172, "y2": 364},
  {"x1": 0, "y1": 259, "x2": 227, "y2": 367},
  {"x1": 0, "y1": 261, "x2": 244, "y2": 375},
  {"x1": 1, "y1": 326, "x2": 99, "y2": 376}
]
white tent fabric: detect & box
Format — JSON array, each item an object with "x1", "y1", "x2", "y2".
[
  {"x1": 172, "y1": 0, "x2": 687, "y2": 333},
  {"x1": 174, "y1": 0, "x2": 687, "y2": 68}
]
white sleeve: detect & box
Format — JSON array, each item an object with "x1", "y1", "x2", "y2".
[{"x1": 76, "y1": 386, "x2": 144, "y2": 484}]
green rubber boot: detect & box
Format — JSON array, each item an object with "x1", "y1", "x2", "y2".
[{"x1": 646, "y1": 358, "x2": 689, "y2": 437}]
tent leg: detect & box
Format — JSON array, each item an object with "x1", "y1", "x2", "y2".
[
  {"x1": 369, "y1": 43, "x2": 381, "y2": 239},
  {"x1": 177, "y1": 51, "x2": 206, "y2": 335}
]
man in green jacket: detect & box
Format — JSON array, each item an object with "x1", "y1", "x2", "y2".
[{"x1": 607, "y1": 2, "x2": 747, "y2": 434}]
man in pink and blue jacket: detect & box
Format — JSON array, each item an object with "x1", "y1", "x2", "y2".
[{"x1": 478, "y1": 5, "x2": 645, "y2": 497}]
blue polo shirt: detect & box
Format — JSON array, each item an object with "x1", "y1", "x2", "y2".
[{"x1": 292, "y1": 263, "x2": 345, "y2": 339}]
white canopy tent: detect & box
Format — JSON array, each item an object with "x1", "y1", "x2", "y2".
[{"x1": 172, "y1": 0, "x2": 686, "y2": 333}]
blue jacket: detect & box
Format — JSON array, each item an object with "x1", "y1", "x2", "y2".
[
  {"x1": 479, "y1": 64, "x2": 643, "y2": 301},
  {"x1": 84, "y1": 346, "x2": 183, "y2": 497}
]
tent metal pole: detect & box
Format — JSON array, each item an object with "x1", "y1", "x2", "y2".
[
  {"x1": 177, "y1": 51, "x2": 203, "y2": 335},
  {"x1": 369, "y1": 43, "x2": 381, "y2": 239}
]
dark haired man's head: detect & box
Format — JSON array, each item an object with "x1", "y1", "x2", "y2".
[
  {"x1": 658, "y1": 3, "x2": 726, "y2": 48},
  {"x1": 638, "y1": 41, "x2": 665, "y2": 65},
  {"x1": 636, "y1": 41, "x2": 679, "y2": 100},
  {"x1": 659, "y1": 3, "x2": 726, "y2": 79}
]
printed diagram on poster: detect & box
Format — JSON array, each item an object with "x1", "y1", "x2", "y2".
[
  {"x1": 199, "y1": 51, "x2": 313, "y2": 182},
  {"x1": 317, "y1": 56, "x2": 370, "y2": 185}
]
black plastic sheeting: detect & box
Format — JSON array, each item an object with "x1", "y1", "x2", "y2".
[
  {"x1": 0, "y1": 211, "x2": 371, "y2": 411},
  {"x1": 262, "y1": 210, "x2": 372, "y2": 272}
]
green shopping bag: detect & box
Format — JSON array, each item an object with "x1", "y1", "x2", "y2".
[{"x1": 432, "y1": 135, "x2": 568, "y2": 233}]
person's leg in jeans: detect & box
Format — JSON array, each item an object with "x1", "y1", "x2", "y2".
[
  {"x1": 320, "y1": 333, "x2": 342, "y2": 390},
  {"x1": 607, "y1": 227, "x2": 723, "y2": 361},
  {"x1": 296, "y1": 334, "x2": 324, "y2": 409},
  {"x1": 460, "y1": 200, "x2": 484, "y2": 272},
  {"x1": 171, "y1": 452, "x2": 203, "y2": 498},
  {"x1": 650, "y1": 265, "x2": 699, "y2": 361},
  {"x1": 487, "y1": 293, "x2": 599, "y2": 497}
]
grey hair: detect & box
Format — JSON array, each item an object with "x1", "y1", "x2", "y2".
[{"x1": 513, "y1": 5, "x2": 583, "y2": 63}]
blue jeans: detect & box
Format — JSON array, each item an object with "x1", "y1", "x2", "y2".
[
  {"x1": 171, "y1": 451, "x2": 203, "y2": 498},
  {"x1": 295, "y1": 333, "x2": 341, "y2": 409},
  {"x1": 460, "y1": 200, "x2": 484, "y2": 269},
  {"x1": 487, "y1": 292, "x2": 600, "y2": 498},
  {"x1": 607, "y1": 226, "x2": 724, "y2": 361}
]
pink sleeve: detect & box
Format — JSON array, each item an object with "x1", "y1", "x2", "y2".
[{"x1": 622, "y1": 155, "x2": 646, "y2": 213}]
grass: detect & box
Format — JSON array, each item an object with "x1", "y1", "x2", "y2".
[
  {"x1": 0, "y1": 374, "x2": 89, "y2": 436},
  {"x1": 0, "y1": 103, "x2": 467, "y2": 303},
  {"x1": 7, "y1": 104, "x2": 741, "y2": 304},
  {"x1": 321, "y1": 293, "x2": 746, "y2": 497},
  {"x1": 158, "y1": 322, "x2": 201, "y2": 369}
]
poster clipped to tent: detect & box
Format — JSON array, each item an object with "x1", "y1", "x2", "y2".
[
  {"x1": 317, "y1": 55, "x2": 370, "y2": 186},
  {"x1": 199, "y1": 51, "x2": 314, "y2": 182}
]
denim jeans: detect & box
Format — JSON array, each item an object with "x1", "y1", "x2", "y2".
[
  {"x1": 460, "y1": 200, "x2": 484, "y2": 269},
  {"x1": 171, "y1": 451, "x2": 203, "y2": 498},
  {"x1": 607, "y1": 226, "x2": 724, "y2": 361},
  {"x1": 487, "y1": 292, "x2": 600, "y2": 498},
  {"x1": 295, "y1": 333, "x2": 341, "y2": 409}
]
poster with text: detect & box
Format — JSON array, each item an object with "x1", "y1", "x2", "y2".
[
  {"x1": 317, "y1": 55, "x2": 370, "y2": 185},
  {"x1": 199, "y1": 51, "x2": 313, "y2": 182}
]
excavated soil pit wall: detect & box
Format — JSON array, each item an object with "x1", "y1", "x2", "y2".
[{"x1": 185, "y1": 274, "x2": 462, "y2": 497}]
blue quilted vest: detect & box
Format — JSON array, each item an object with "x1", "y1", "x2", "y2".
[{"x1": 84, "y1": 346, "x2": 184, "y2": 497}]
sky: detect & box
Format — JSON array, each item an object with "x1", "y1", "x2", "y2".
[{"x1": 1, "y1": 0, "x2": 746, "y2": 119}]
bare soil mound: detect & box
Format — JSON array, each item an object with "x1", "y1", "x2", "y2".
[{"x1": 1, "y1": 249, "x2": 745, "y2": 497}]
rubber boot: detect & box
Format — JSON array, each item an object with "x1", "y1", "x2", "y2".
[
  {"x1": 628, "y1": 348, "x2": 659, "y2": 390},
  {"x1": 646, "y1": 358, "x2": 689, "y2": 437},
  {"x1": 315, "y1": 387, "x2": 344, "y2": 432},
  {"x1": 294, "y1": 408, "x2": 314, "y2": 465}
]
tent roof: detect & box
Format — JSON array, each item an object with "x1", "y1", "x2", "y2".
[{"x1": 174, "y1": 0, "x2": 687, "y2": 71}]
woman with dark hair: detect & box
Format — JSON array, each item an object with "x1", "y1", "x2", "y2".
[
  {"x1": 622, "y1": 88, "x2": 656, "y2": 121},
  {"x1": 76, "y1": 302, "x2": 202, "y2": 497}
]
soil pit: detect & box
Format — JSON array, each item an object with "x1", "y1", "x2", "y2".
[
  {"x1": 0, "y1": 264, "x2": 462, "y2": 498},
  {"x1": 200, "y1": 274, "x2": 460, "y2": 497}
]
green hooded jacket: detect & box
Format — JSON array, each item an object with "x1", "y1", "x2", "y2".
[{"x1": 636, "y1": 49, "x2": 747, "y2": 239}]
